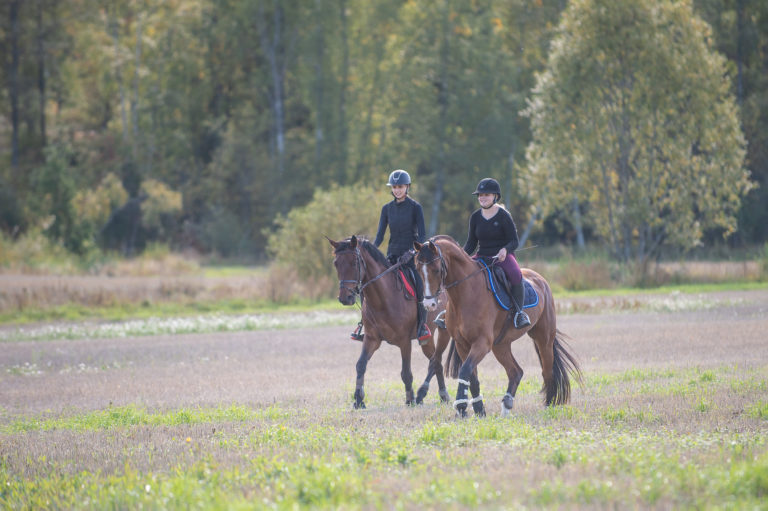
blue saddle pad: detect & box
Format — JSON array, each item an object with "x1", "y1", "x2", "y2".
[{"x1": 478, "y1": 260, "x2": 539, "y2": 312}]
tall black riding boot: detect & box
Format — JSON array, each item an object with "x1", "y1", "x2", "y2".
[
  {"x1": 417, "y1": 304, "x2": 431, "y2": 344},
  {"x1": 512, "y1": 282, "x2": 531, "y2": 328}
]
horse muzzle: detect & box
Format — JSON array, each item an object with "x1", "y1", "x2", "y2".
[{"x1": 422, "y1": 296, "x2": 439, "y2": 311}]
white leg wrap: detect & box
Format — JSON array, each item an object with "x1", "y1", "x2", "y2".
[
  {"x1": 453, "y1": 398, "x2": 469, "y2": 409},
  {"x1": 471, "y1": 394, "x2": 484, "y2": 404},
  {"x1": 457, "y1": 378, "x2": 470, "y2": 387}
]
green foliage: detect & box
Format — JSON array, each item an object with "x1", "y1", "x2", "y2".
[
  {"x1": 0, "y1": 228, "x2": 82, "y2": 274},
  {"x1": 266, "y1": 184, "x2": 390, "y2": 281},
  {"x1": 139, "y1": 179, "x2": 182, "y2": 237},
  {"x1": 30, "y1": 144, "x2": 88, "y2": 254},
  {"x1": 524, "y1": 0, "x2": 754, "y2": 264}
]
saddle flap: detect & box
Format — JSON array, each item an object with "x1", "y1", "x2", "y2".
[
  {"x1": 398, "y1": 269, "x2": 416, "y2": 298},
  {"x1": 478, "y1": 260, "x2": 538, "y2": 311}
]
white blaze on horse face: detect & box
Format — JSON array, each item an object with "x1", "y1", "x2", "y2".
[{"x1": 421, "y1": 264, "x2": 438, "y2": 311}]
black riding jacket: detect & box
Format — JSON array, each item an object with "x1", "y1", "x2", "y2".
[
  {"x1": 463, "y1": 207, "x2": 519, "y2": 258},
  {"x1": 373, "y1": 196, "x2": 426, "y2": 259}
]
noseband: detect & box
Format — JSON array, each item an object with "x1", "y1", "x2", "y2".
[{"x1": 335, "y1": 246, "x2": 367, "y2": 299}]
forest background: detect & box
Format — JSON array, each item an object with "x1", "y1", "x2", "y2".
[{"x1": 1, "y1": 0, "x2": 767, "y2": 287}]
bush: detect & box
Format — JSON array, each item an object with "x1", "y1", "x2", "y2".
[{"x1": 265, "y1": 184, "x2": 391, "y2": 283}]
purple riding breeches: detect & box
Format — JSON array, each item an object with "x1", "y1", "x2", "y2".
[{"x1": 475, "y1": 253, "x2": 522, "y2": 286}]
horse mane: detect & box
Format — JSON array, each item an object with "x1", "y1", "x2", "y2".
[
  {"x1": 340, "y1": 236, "x2": 391, "y2": 268},
  {"x1": 429, "y1": 234, "x2": 459, "y2": 245}
]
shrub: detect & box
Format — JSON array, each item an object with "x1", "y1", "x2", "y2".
[{"x1": 265, "y1": 184, "x2": 390, "y2": 283}]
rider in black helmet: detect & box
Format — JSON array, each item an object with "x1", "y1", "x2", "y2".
[
  {"x1": 463, "y1": 177, "x2": 531, "y2": 328},
  {"x1": 350, "y1": 169, "x2": 432, "y2": 343}
]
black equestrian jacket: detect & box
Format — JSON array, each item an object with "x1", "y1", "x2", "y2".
[
  {"x1": 463, "y1": 207, "x2": 520, "y2": 258},
  {"x1": 373, "y1": 196, "x2": 426, "y2": 259}
]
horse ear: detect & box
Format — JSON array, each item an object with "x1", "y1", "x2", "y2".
[
  {"x1": 428, "y1": 241, "x2": 436, "y2": 250},
  {"x1": 325, "y1": 235, "x2": 339, "y2": 249},
  {"x1": 350, "y1": 235, "x2": 358, "y2": 248},
  {"x1": 414, "y1": 241, "x2": 423, "y2": 251}
]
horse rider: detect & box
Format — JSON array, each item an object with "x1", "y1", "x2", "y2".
[
  {"x1": 463, "y1": 177, "x2": 531, "y2": 328},
  {"x1": 350, "y1": 169, "x2": 432, "y2": 343}
]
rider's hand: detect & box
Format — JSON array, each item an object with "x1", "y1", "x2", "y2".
[
  {"x1": 398, "y1": 251, "x2": 414, "y2": 264},
  {"x1": 496, "y1": 248, "x2": 507, "y2": 262}
]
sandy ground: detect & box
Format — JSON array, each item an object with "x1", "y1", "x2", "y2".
[{"x1": 1, "y1": 289, "x2": 767, "y2": 419}]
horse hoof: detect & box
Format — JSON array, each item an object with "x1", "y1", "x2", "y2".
[
  {"x1": 455, "y1": 408, "x2": 468, "y2": 418},
  {"x1": 439, "y1": 389, "x2": 451, "y2": 403},
  {"x1": 354, "y1": 401, "x2": 366, "y2": 410},
  {"x1": 416, "y1": 386, "x2": 429, "y2": 404},
  {"x1": 502, "y1": 394, "x2": 515, "y2": 412}
]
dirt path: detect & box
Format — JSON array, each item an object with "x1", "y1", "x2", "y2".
[{"x1": 1, "y1": 289, "x2": 767, "y2": 419}]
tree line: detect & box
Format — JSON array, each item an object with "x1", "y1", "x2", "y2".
[{"x1": 1, "y1": 0, "x2": 765, "y2": 264}]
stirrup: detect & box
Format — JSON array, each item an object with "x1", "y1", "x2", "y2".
[
  {"x1": 514, "y1": 311, "x2": 531, "y2": 329},
  {"x1": 434, "y1": 310, "x2": 446, "y2": 329},
  {"x1": 417, "y1": 324, "x2": 431, "y2": 345},
  {"x1": 350, "y1": 322, "x2": 364, "y2": 341}
]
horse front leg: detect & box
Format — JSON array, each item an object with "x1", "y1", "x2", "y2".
[
  {"x1": 455, "y1": 345, "x2": 490, "y2": 418},
  {"x1": 354, "y1": 337, "x2": 380, "y2": 409},
  {"x1": 400, "y1": 342, "x2": 415, "y2": 406}
]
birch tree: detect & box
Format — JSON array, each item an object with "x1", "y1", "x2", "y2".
[{"x1": 524, "y1": 0, "x2": 753, "y2": 264}]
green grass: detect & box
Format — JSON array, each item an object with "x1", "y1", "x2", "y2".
[{"x1": 2, "y1": 363, "x2": 767, "y2": 509}]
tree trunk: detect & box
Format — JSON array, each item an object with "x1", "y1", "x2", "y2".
[
  {"x1": 256, "y1": 2, "x2": 287, "y2": 177},
  {"x1": 9, "y1": 0, "x2": 21, "y2": 169},
  {"x1": 109, "y1": 10, "x2": 128, "y2": 144},
  {"x1": 36, "y1": 0, "x2": 46, "y2": 147},
  {"x1": 336, "y1": 0, "x2": 349, "y2": 181},
  {"x1": 518, "y1": 207, "x2": 539, "y2": 249},
  {"x1": 572, "y1": 196, "x2": 585, "y2": 250},
  {"x1": 429, "y1": 0, "x2": 450, "y2": 237},
  {"x1": 131, "y1": 13, "x2": 143, "y2": 155},
  {"x1": 312, "y1": 0, "x2": 326, "y2": 174}
]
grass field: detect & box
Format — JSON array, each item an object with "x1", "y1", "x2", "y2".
[{"x1": 1, "y1": 287, "x2": 767, "y2": 509}]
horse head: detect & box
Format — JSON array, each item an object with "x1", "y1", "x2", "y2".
[
  {"x1": 328, "y1": 235, "x2": 363, "y2": 306},
  {"x1": 414, "y1": 239, "x2": 445, "y2": 311}
]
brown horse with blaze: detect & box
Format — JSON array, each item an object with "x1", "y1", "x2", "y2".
[{"x1": 414, "y1": 235, "x2": 582, "y2": 418}]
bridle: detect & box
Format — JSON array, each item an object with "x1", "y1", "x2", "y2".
[
  {"x1": 416, "y1": 239, "x2": 491, "y2": 301},
  {"x1": 335, "y1": 245, "x2": 367, "y2": 299},
  {"x1": 334, "y1": 244, "x2": 407, "y2": 301}
]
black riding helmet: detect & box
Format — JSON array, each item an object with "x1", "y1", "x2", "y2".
[
  {"x1": 387, "y1": 169, "x2": 412, "y2": 187},
  {"x1": 472, "y1": 177, "x2": 501, "y2": 204}
]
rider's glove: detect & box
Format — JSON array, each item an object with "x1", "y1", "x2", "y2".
[{"x1": 398, "y1": 250, "x2": 414, "y2": 264}]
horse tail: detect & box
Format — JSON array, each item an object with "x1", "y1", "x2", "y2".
[
  {"x1": 548, "y1": 329, "x2": 583, "y2": 405},
  {"x1": 444, "y1": 338, "x2": 460, "y2": 379}
]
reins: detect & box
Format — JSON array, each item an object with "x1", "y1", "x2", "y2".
[
  {"x1": 334, "y1": 244, "x2": 410, "y2": 302},
  {"x1": 334, "y1": 242, "x2": 409, "y2": 340},
  {"x1": 417, "y1": 240, "x2": 491, "y2": 300}
]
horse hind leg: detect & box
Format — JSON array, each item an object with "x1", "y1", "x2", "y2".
[{"x1": 492, "y1": 343, "x2": 524, "y2": 416}]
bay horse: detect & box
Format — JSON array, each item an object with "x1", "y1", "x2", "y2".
[
  {"x1": 328, "y1": 235, "x2": 452, "y2": 409},
  {"x1": 414, "y1": 235, "x2": 582, "y2": 417}
]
